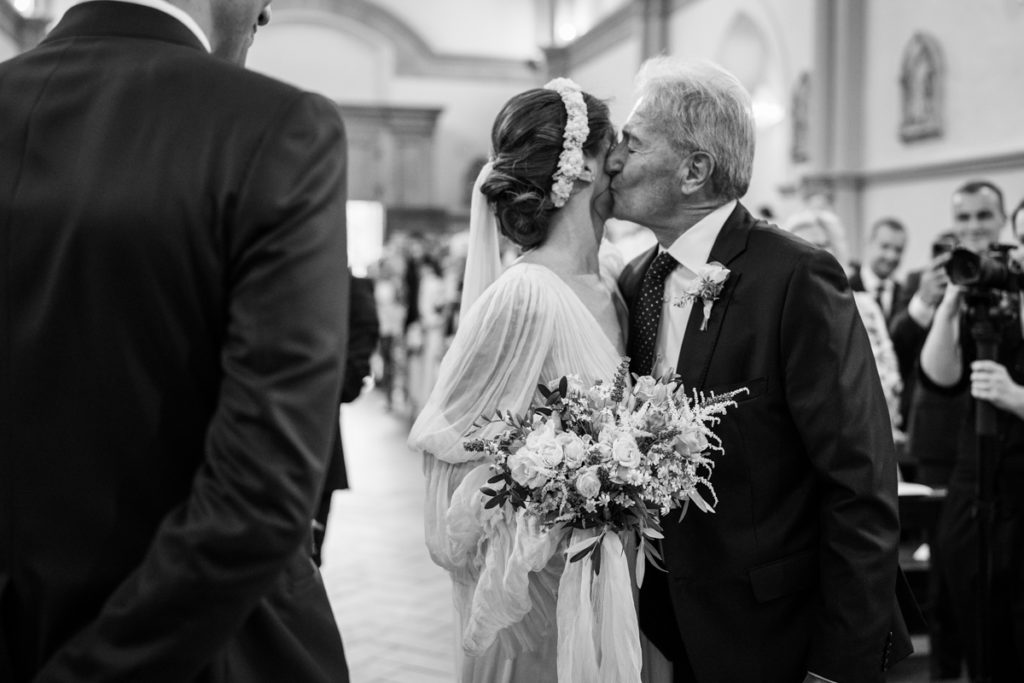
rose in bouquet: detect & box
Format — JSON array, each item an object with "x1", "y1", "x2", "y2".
[
  {"x1": 463, "y1": 358, "x2": 745, "y2": 681},
  {"x1": 464, "y1": 357, "x2": 745, "y2": 584}
]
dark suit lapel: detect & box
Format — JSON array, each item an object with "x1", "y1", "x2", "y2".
[
  {"x1": 675, "y1": 204, "x2": 752, "y2": 391},
  {"x1": 620, "y1": 245, "x2": 658, "y2": 309}
]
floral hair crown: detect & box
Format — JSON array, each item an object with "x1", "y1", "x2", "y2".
[{"x1": 544, "y1": 77, "x2": 590, "y2": 208}]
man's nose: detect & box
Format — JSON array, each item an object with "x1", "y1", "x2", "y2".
[{"x1": 605, "y1": 143, "x2": 623, "y2": 174}]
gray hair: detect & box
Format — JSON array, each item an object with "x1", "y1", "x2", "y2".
[{"x1": 633, "y1": 58, "x2": 755, "y2": 201}]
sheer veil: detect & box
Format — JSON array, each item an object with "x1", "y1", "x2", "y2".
[{"x1": 459, "y1": 161, "x2": 502, "y2": 316}]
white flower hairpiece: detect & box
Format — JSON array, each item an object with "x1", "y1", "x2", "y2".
[{"x1": 544, "y1": 77, "x2": 590, "y2": 208}]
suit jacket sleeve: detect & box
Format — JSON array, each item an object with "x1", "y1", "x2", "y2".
[
  {"x1": 341, "y1": 276, "x2": 380, "y2": 403},
  {"x1": 35, "y1": 93, "x2": 349, "y2": 682},
  {"x1": 781, "y1": 249, "x2": 901, "y2": 680}
]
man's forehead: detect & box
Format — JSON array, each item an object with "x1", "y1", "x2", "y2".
[{"x1": 954, "y1": 187, "x2": 1002, "y2": 212}]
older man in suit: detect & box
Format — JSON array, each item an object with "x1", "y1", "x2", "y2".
[
  {"x1": 609, "y1": 57, "x2": 911, "y2": 682},
  {"x1": 0, "y1": 1, "x2": 350, "y2": 681}
]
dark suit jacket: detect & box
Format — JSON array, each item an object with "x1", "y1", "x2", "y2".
[
  {"x1": 848, "y1": 261, "x2": 907, "y2": 326},
  {"x1": 0, "y1": 4, "x2": 349, "y2": 681},
  {"x1": 620, "y1": 204, "x2": 910, "y2": 682},
  {"x1": 888, "y1": 270, "x2": 964, "y2": 485},
  {"x1": 323, "y1": 276, "x2": 380, "y2": 496}
]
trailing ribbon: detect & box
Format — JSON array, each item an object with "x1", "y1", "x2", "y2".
[{"x1": 556, "y1": 528, "x2": 642, "y2": 682}]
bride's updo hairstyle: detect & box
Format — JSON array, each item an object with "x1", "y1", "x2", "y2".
[{"x1": 481, "y1": 86, "x2": 612, "y2": 249}]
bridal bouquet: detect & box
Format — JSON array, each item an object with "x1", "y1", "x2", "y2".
[
  {"x1": 465, "y1": 358, "x2": 743, "y2": 582},
  {"x1": 463, "y1": 359, "x2": 745, "y2": 682}
]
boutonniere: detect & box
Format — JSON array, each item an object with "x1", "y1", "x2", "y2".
[{"x1": 673, "y1": 262, "x2": 731, "y2": 331}]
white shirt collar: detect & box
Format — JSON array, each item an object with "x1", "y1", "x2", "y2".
[
  {"x1": 73, "y1": 0, "x2": 212, "y2": 52},
  {"x1": 664, "y1": 200, "x2": 737, "y2": 272}
]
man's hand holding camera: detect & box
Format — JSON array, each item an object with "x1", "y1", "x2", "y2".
[{"x1": 920, "y1": 252, "x2": 952, "y2": 307}]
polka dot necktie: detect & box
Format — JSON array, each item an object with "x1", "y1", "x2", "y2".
[{"x1": 629, "y1": 251, "x2": 678, "y2": 377}]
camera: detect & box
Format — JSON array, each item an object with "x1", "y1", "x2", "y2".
[{"x1": 944, "y1": 244, "x2": 1024, "y2": 293}]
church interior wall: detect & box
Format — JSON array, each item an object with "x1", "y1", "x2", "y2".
[
  {"x1": 8, "y1": 0, "x2": 1024, "y2": 266},
  {"x1": 372, "y1": 0, "x2": 540, "y2": 60},
  {"x1": 564, "y1": 34, "x2": 641, "y2": 129},
  {"x1": 856, "y1": 0, "x2": 1024, "y2": 271},
  {"x1": 246, "y1": 9, "x2": 540, "y2": 213}
]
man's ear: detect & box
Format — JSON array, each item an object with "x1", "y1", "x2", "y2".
[{"x1": 678, "y1": 151, "x2": 714, "y2": 196}]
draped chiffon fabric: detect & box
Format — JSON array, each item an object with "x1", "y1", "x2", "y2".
[{"x1": 408, "y1": 261, "x2": 624, "y2": 682}]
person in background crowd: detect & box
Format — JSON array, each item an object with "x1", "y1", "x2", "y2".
[
  {"x1": 850, "y1": 218, "x2": 908, "y2": 325},
  {"x1": 920, "y1": 209, "x2": 1024, "y2": 680},
  {"x1": 0, "y1": 0, "x2": 351, "y2": 680},
  {"x1": 1011, "y1": 197, "x2": 1024, "y2": 245},
  {"x1": 892, "y1": 180, "x2": 1007, "y2": 679},
  {"x1": 313, "y1": 273, "x2": 380, "y2": 566},
  {"x1": 373, "y1": 254, "x2": 407, "y2": 411}
]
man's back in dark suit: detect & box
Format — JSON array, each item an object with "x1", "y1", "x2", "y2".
[{"x1": 0, "y1": 3, "x2": 350, "y2": 680}]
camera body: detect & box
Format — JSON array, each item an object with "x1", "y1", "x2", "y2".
[{"x1": 944, "y1": 244, "x2": 1024, "y2": 293}]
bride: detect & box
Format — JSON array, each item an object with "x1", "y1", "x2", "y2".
[{"x1": 407, "y1": 79, "x2": 629, "y2": 681}]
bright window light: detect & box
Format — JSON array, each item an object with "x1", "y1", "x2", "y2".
[{"x1": 346, "y1": 200, "x2": 385, "y2": 278}]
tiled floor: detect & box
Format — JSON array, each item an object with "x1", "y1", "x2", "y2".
[
  {"x1": 321, "y1": 390, "x2": 455, "y2": 683},
  {"x1": 320, "y1": 389, "x2": 949, "y2": 683}
]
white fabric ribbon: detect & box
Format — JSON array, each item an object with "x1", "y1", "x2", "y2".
[{"x1": 556, "y1": 529, "x2": 642, "y2": 682}]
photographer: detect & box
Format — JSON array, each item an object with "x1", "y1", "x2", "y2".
[{"x1": 920, "y1": 242, "x2": 1024, "y2": 678}]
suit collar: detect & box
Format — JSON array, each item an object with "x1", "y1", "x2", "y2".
[
  {"x1": 665, "y1": 200, "x2": 736, "y2": 274},
  {"x1": 45, "y1": 1, "x2": 209, "y2": 53}
]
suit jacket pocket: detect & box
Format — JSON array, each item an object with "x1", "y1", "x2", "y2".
[
  {"x1": 704, "y1": 376, "x2": 767, "y2": 404},
  {"x1": 748, "y1": 548, "x2": 816, "y2": 603}
]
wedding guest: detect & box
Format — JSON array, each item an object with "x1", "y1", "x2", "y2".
[
  {"x1": 890, "y1": 229, "x2": 958, "y2": 440},
  {"x1": 894, "y1": 181, "x2": 1005, "y2": 487},
  {"x1": 0, "y1": 1, "x2": 350, "y2": 680},
  {"x1": 373, "y1": 254, "x2": 407, "y2": 410},
  {"x1": 313, "y1": 274, "x2": 380, "y2": 566},
  {"x1": 920, "y1": 247, "x2": 1024, "y2": 680},
  {"x1": 1011, "y1": 197, "x2": 1024, "y2": 245},
  {"x1": 850, "y1": 218, "x2": 908, "y2": 324},
  {"x1": 893, "y1": 180, "x2": 1006, "y2": 679}
]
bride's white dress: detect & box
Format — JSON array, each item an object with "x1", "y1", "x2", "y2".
[{"x1": 408, "y1": 261, "x2": 626, "y2": 682}]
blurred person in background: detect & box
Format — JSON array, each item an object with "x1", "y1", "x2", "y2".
[
  {"x1": 919, "y1": 217, "x2": 1024, "y2": 680},
  {"x1": 373, "y1": 252, "x2": 407, "y2": 410},
  {"x1": 892, "y1": 180, "x2": 1007, "y2": 679},
  {"x1": 850, "y1": 217, "x2": 908, "y2": 325},
  {"x1": 407, "y1": 253, "x2": 448, "y2": 415},
  {"x1": 1011, "y1": 197, "x2": 1024, "y2": 245},
  {"x1": 313, "y1": 272, "x2": 379, "y2": 566}
]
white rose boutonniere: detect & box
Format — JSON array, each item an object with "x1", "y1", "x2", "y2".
[{"x1": 674, "y1": 261, "x2": 731, "y2": 331}]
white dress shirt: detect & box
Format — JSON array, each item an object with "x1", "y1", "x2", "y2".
[
  {"x1": 651, "y1": 200, "x2": 736, "y2": 379},
  {"x1": 72, "y1": 0, "x2": 212, "y2": 52}
]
